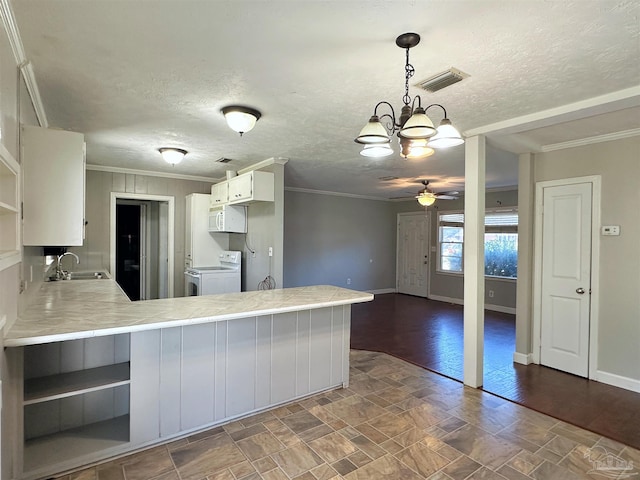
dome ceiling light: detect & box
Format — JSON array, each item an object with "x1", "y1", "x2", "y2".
[
  {"x1": 221, "y1": 106, "x2": 262, "y2": 136},
  {"x1": 159, "y1": 147, "x2": 187, "y2": 165},
  {"x1": 354, "y1": 33, "x2": 464, "y2": 158}
]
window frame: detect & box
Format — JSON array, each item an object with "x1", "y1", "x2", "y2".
[{"x1": 436, "y1": 208, "x2": 518, "y2": 279}]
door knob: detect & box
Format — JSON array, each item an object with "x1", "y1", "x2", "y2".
[{"x1": 576, "y1": 287, "x2": 585, "y2": 294}]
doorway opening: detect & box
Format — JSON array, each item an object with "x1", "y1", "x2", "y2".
[{"x1": 110, "y1": 193, "x2": 175, "y2": 300}]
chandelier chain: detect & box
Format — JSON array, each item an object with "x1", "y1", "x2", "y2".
[{"x1": 403, "y1": 47, "x2": 415, "y2": 106}]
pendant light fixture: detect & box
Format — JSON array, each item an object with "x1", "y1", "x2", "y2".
[
  {"x1": 221, "y1": 105, "x2": 262, "y2": 136},
  {"x1": 354, "y1": 33, "x2": 464, "y2": 158},
  {"x1": 159, "y1": 147, "x2": 187, "y2": 165}
]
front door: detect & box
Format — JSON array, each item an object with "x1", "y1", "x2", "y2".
[
  {"x1": 540, "y1": 182, "x2": 592, "y2": 377},
  {"x1": 397, "y1": 213, "x2": 429, "y2": 297}
]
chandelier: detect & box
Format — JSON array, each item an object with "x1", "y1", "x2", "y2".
[{"x1": 354, "y1": 33, "x2": 464, "y2": 158}]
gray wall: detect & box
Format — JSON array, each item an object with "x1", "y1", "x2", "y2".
[
  {"x1": 393, "y1": 189, "x2": 519, "y2": 310},
  {"x1": 284, "y1": 190, "x2": 396, "y2": 292},
  {"x1": 229, "y1": 162, "x2": 285, "y2": 291},
  {"x1": 73, "y1": 170, "x2": 212, "y2": 297},
  {"x1": 533, "y1": 136, "x2": 640, "y2": 382}
]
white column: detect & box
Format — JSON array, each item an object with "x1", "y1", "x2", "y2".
[
  {"x1": 514, "y1": 153, "x2": 535, "y2": 365},
  {"x1": 463, "y1": 135, "x2": 485, "y2": 388}
]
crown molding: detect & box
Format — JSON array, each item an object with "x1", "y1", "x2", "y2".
[
  {"x1": 540, "y1": 127, "x2": 640, "y2": 152},
  {"x1": 236, "y1": 157, "x2": 289, "y2": 175},
  {"x1": 86, "y1": 164, "x2": 221, "y2": 183},
  {"x1": 285, "y1": 187, "x2": 390, "y2": 202},
  {"x1": 0, "y1": 0, "x2": 48, "y2": 127}
]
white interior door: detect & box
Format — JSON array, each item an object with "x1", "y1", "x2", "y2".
[
  {"x1": 397, "y1": 213, "x2": 429, "y2": 297},
  {"x1": 540, "y1": 182, "x2": 592, "y2": 377}
]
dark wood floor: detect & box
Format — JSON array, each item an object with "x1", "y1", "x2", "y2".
[{"x1": 351, "y1": 293, "x2": 640, "y2": 450}]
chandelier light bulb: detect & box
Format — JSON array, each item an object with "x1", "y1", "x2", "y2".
[
  {"x1": 428, "y1": 118, "x2": 464, "y2": 148},
  {"x1": 360, "y1": 144, "x2": 394, "y2": 157}
]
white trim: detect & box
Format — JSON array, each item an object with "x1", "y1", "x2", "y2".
[
  {"x1": 485, "y1": 304, "x2": 516, "y2": 315},
  {"x1": 428, "y1": 293, "x2": 515, "y2": 315},
  {"x1": 285, "y1": 186, "x2": 389, "y2": 202},
  {"x1": 465, "y1": 86, "x2": 640, "y2": 137},
  {"x1": 88, "y1": 164, "x2": 220, "y2": 183},
  {"x1": 110, "y1": 193, "x2": 175, "y2": 298},
  {"x1": 0, "y1": 0, "x2": 48, "y2": 127},
  {"x1": 513, "y1": 352, "x2": 533, "y2": 365},
  {"x1": 532, "y1": 175, "x2": 601, "y2": 380},
  {"x1": 367, "y1": 288, "x2": 396, "y2": 295},
  {"x1": 236, "y1": 157, "x2": 289, "y2": 175},
  {"x1": 595, "y1": 370, "x2": 640, "y2": 394},
  {"x1": 0, "y1": 142, "x2": 19, "y2": 173},
  {"x1": 541, "y1": 128, "x2": 640, "y2": 152}
]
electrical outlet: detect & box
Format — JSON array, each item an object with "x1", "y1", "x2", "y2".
[
  {"x1": 347, "y1": 278, "x2": 352, "y2": 285},
  {"x1": 489, "y1": 290, "x2": 494, "y2": 298},
  {"x1": 268, "y1": 247, "x2": 273, "y2": 257}
]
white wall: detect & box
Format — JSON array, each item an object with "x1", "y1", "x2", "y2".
[{"x1": 533, "y1": 136, "x2": 640, "y2": 383}]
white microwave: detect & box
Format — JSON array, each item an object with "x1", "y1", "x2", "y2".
[{"x1": 208, "y1": 205, "x2": 247, "y2": 233}]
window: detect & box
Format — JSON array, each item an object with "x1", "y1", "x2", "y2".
[{"x1": 437, "y1": 210, "x2": 518, "y2": 278}]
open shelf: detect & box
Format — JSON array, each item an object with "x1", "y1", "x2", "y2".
[
  {"x1": 24, "y1": 362, "x2": 130, "y2": 405},
  {"x1": 23, "y1": 414, "x2": 130, "y2": 475},
  {"x1": 0, "y1": 143, "x2": 19, "y2": 271}
]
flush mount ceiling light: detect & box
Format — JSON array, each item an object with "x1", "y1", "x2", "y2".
[
  {"x1": 221, "y1": 106, "x2": 262, "y2": 136},
  {"x1": 159, "y1": 147, "x2": 187, "y2": 165},
  {"x1": 354, "y1": 33, "x2": 464, "y2": 158}
]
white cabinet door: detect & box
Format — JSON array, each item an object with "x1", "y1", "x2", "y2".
[
  {"x1": 228, "y1": 173, "x2": 253, "y2": 202},
  {"x1": 227, "y1": 171, "x2": 275, "y2": 205},
  {"x1": 210, "y1": 182, "x2": 228, "y2": 206},
  {"x1": 22, "y1": 126, "x2": 85, "y2": 246}
]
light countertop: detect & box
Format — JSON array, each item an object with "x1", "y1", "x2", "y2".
[{"x1": 4, "y1": 280, "x2": 373, "y2": 347}]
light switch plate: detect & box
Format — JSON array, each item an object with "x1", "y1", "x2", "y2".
[{"x1": 601, "y1": 225, "x2": 620, "y2": 236}]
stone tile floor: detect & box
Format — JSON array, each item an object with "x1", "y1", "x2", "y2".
[{"x1": 61, "y1": 351, "x2": 640, "y2": 480}]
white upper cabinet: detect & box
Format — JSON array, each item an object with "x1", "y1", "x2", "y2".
[
  {"x1": 22, "y1": 126, "x2": 85, "y2": 246},
  {"x1": 210, "y1": 181, "x2": 228, "y2": 206},
  {"x1": 0, "y1": 143, "x2": 21, "y2": 271},
  {"x1": 227, "y1": 171, "x2": 274, "y2": 205}
]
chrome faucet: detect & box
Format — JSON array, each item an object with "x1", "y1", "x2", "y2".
[{"x1": 56, "y1": 252, "x2": 80, "y2": 280}]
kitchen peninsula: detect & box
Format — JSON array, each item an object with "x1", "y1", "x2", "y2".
[{"x1": 4, "y1": 279, "x2": 373, "y2": 480}]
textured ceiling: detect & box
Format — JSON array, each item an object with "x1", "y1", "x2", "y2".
[{"x1": 10, "y1": 0, "x2": 640, "y2": 198}]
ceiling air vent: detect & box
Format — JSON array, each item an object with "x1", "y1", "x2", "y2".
[
  {"x1": 215, "y1": 157, "x2": 233, "y2": 163},
  {"x1": 416, "y1": 67, "x2": 469, "y2": 93}
]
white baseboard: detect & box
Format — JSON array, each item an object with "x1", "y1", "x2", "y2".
[
  {"x1": 427, "y1": 294, "x2": 516, "y2": 314},
  {"x1": 485, "y1": 304, "x2": 517, "y2": 315},
  {"x1": 513, "y1": 352, "x2": 533, "y2": 365},
  {"x1": 368, "y1": 288, "x2": 396, "y2": 295},
  {"x1": 428, "y1": 294, "x2": 463, "y2": 305},
  {"x1": 595, "y1": 370, "x2": 640, "y2": 393}
]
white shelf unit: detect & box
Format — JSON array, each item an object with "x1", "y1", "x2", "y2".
[
  {"x1": 24, "y1": 362, "x2": 130, "y2": 405},
  {"x1": 0, "y1": 143, "x2": 21, "y2": 271},
  {"x1": 21, "y1": 335, "x2": 131, "y2": 477}
]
